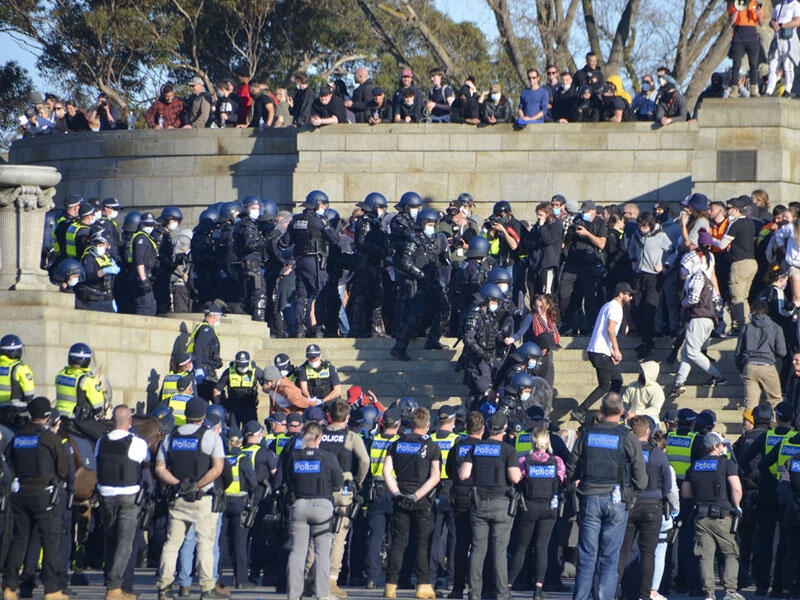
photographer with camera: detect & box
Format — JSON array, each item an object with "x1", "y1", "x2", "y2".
[
  {"x1": 559, "y1": 200, "x2": 607, "y2": 335},
  {"x1": 90, "y1": 93, "x2": 119, "y2": 131},
  {"x1": 484, "y1": 201, "x2": 524, "y2": 297}
]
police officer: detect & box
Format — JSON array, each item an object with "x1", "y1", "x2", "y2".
[
  {"x1": 65, "y1": 202, "x2": 96, "y2": 260},
  {"x1": 566, "y1": 392, "x2": 647, "y2": 600},
  {"x1": 191, "y1": 207, "x2": 220, "y2": 307},
  {"x1": 446, "y1": 410, "x2": 485, "y2": 599},
  {"x1": 285, "y1": 421, "x2": 343, "y2": 600},
  {"x1": 266, "y1": 413, "x2": 292, "y2": 457},
  {"x1": 363, "y1": 408, "x2": 401, "y2": 589},
  {"x1": 3, "y1": 396, "x2": 70, "y2": 600},
  {"x1": 52, "y1": 195, "x2": 82, "y2": 265},
  {"x1": 777, "y1": 440, "x2": 800, "y2": 596},
  {"x1": 319, "y1": 400, "x2": 370, "y2": 596},
  {"x1": 617, "y1": 415, "x2": 673, "y2": 600},
  {"x1": 128, "y1": 212, "x2": 159, "y2": 316},
  {"x1": 210, "y1": 202, "x2": 240, "y2": 304},
  {"x1": 449, "y1": 236, "x2": 493, "y2": 333},
  {"x1": 279, "y1": 190, "x2": 340, "y2": 338},
  {"x1": 456, "y1": 411, "x2": 521, "y2": 600},
  {"x1": 0, "y1": 334, "x2": 35, "y2": 424},
  {"x1": 429, "y1": 406, "x2": 461, "y2": 591},
  {"x1": 160, "y1": 353, "x2": 194, "y2": 405},
  {"x1": 168, "y1": 375, "x2": 195, "y2": 428},
  {"x1": 460, "y1": 283, "x2": 504, "y2": 408},
  {"x1": 54, "y1": 342, "x2": 105, "y2": 421},
  {"x1": 274, "y1": 353, "x2": 298, "y2": 382},
  {"x1": 233, "y1": 196, "x2": 268, "y2": 322},
  {"x1": 155, "y1": 397, "x2": 225, "y2": 600},
  {"x1": 77, "y1": 232, "x2": 121, "y2": 312},
  {"x1": 390, "y1": 208, "x2": 450, "y2": 361},
  {"x1": 214, "y1": 351, "x2": 263, "y2": 428},
  {"x1": 95, "y1": 405, "x2": 150, "y2": 600},
  {"x1": 497, "y1": 372, "x2": 535, "y2": 425},
  {"x1": 351, "y1": 192, "x2": 389, "y2": 338},
  {"x1": 388, "y1": 191, "x2": 425, "y2": 332},
  {"x1": 681, "y1": 431, "x2": 744, "y2": 600},
  {"x1": 96, "y1": 197, "x2": 123, "y2": 263},
  {"x1": 187, "y1": 305, "x2": 223, "y2": 402},
  {"x1": 495, "y1": 341, "x2": 544, "y2": 390},
  {"x1": 297, "y1": 344, "x2": 342, "y2": 404},
  {"x1": 382, "y1": 406, "x2": 441, "y2": 599}
]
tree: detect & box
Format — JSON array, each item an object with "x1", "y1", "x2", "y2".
[{"x1": 0, "y1": 61, "x2": 33, "y2": 151}]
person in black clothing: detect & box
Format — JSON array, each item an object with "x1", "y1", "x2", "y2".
[
  {"x1": 777, "y1": 438, "x2": 800, "y2": 597},
  {"x1": 214, "y1": 351, "x2": 264, "y2": 428},
  {"x1": 248, "y1": 79, "x2": 275, "y2": 128},
  {"x1": 65, "y1": 100, "x2": 91, "y2": 132},
  {"x1": 3, "y1": 396, "x2": 71, "y2": 600},
  {"x1": 310, "y1": 86, "x2": 347, "y2": 126},
  {"x1": 479, "y1": 83, "x2": 514, "y2": 124},
  {"x1": 233, "y1": 196, "x2": 267, "y2": 321},
  {"x1": 524, "y1": 202, "x2": 564, "y2": 297},
  {"x1": 692, "y1": 72, "x2": 726, "y2": 119},
  {"x1": 77, "y1": 232, "x2": 120, "y2": 312},
  {"x1": 460, "y1": 284, "x2": 504, "y2": 409},
  {"x1": 214, "y1": 80, "x2": 241, "y2": 128},
  {"x1": 128, "y1": 212, "x2": 159, "y2": 316},
  {"x1": 450, "y1": 82, "x2": 480, "y2": 125},
  {"x1": 396, "y1": 87, "x2": 424, "y2": 123},
  {"x1": 366, "y1": 87, "x2": 392, "y2": 124},
  {"x1": 575, "y1": 86, "x2": 602, "y2": 122},
  {"x1": 351, "y1": 193, "x2": 389, "y2": 337},
  {"x1": 552, "y1": 72, "x2": 580, "y2": 123},
  {"x1": 573, "y1": 52, "x2": 606, "y2": 94},
  {"x1": 188, "y1": 305, "x2": 224, "y2": 402},
  {"x1": 601, "y1": 82, "x2": 631, "y2": 122},
  {"x1": 382, "y1": 407, "x2": 441, "y2": 600},
  {"x1": 346, "y1": 67, "x2": 375, "y2": 123},
  {"x1": 289, "y1": 71, "x2": 315, "y2": 128}
]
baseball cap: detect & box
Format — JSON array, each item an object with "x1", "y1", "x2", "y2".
[
  {"x1": 565, "y1": 198, "x2": 580, "y2": 213},
  {"x1": 303, "y1": 406, "x2": 326, "y2": 423},
  {"x1": 372, "y1": 86, "x2": 385, "y2": 96},
  {"x1": 550, "y1": 194, "x2": 566, "y2": 205},
  {"x1": 318, "y1": 86, "x2": 333, "y2": 97},
  {"x1": 383, "y1": 408, "x2": 401, "y2": 425},
  {"x1": 185, "y1": 397, "x2": 208, "y2": 421},
  {"x1": 580, "y1": 200, "x2": 597, "y2": 212},
  {"x1": 347, "y1": 386, "x2": 365, "y2": 405},
  {"x1": 526, "y1": 405, "x2": 545, "y2": 421},
  {"x1": 243, "y1": 420, "x2": 263, "y2": 435},
  {"x1": 268, "y1": 412, "x2": 287, "y2": 425},
  {"x1": 189, "y1": 76, "x2": 204, "y2": 87},
  {"x1": 29, "y1": 396, "x2": 52, "y2": 420},
  {"x1": 438, "y1": 405, "x2": 457, "y2": 421},
  {"x1": 775, "y1": 401, "x2": 794, "y2": 422},
  {"x1": 401, "y1": 69, "x2": 413, "y2": 77},
  {"x1": 613, "y1": 282, "x2": 635, "y2": 296},
  {"x1": 488, "y1": 411, "x2": 508, "y2": 433},
  {"x1": 287, "y1": 413, "x2": 303, "y2": 426},
  {"x1": 727, "y1": 196, "x2": 748, "y2": 210}
]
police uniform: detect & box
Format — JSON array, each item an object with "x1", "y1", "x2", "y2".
[
  {"x1": 446, "y1": 434, "x2": 481, "y2": 598},
  {"x1": 364, "y1": 429, "x2": 400, "y2": 587},
  {"x1": 777, "y1": 451, "x2": 800, "y2": 594},
  {"x1": 429, "y1": 427, "x2": 461, "y2": 589},
  {"x1": 160, "y1": 368, "x2": 194, "y2": 405},
  {"x1": 351, "y1": 213, "x2": 388, "y2": 337},
  {"x1": 388, "y1": 211, "x2": 417, "y2": 330},
  {"x1": 77, "y1": 246, "x2": 117, "y2": 312},
  {"x1": 460, "y1": 302, "x2": 500, "y2": 408},
  {"x1": 210, "y1": 219, "x2": 237, "y2": 303},
  {"x1": 53, "y1": 212, "x2": 76, "y2": 262},
  {"x1": 54, "y1": 365, "x2": 105, "y2": 420},
  {"x1": 155, "y1": 413, "x2": 225, "y2": 598},
  {"x1": 128, "y1": 229, "x2": 158, "y2": 316},
  {"x1": 463, "y1": 434, "x2": 519, "y2": 600},
  {"x1": 215, "y1": 362, "x2": 264, "y2": 428},
  {"x1": 187, "y1": 320, "x2": 222, "y2": 402},
  {"x1": 240, "y1": 432, "x2": 278, "y2": 584},
  {"x1": 221, "y1": 446, "x2": 257, "y2": 587},
  {"x1": 3, "y1": 407, "x2": 71, "y2": 598},
  {"x1": 95, "y1": 427, "x2": 150, "y2": 595},
  {"x1": 297, "y1": 359, "x2": 340, "y2": 401},
  {"x1": 684, "y1": 450, "x2": 741, "y2": 595},
  {"x1": 232, "y1": 214, "x2": 267, "y2": 322},
  {"x1": 285, "y1": 444, "x2": 343, "y2": 600},
  {"x1": 0, "y1": 352, "x2": 35, "y2": 419},
  {"x1": 65, "y1": 220, "x2": 90, "y2": 260}
]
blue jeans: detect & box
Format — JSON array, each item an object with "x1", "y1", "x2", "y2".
[{"x1": 573, "y1": 493, "x2": 628, "y2": 600}]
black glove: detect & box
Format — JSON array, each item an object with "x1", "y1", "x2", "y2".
[
  {"x1": 178, "y1": 479, "x2": 196, "y2": 497},
  {"x1": 139, "y1": 278, "x2": 153, "y2": 293}
]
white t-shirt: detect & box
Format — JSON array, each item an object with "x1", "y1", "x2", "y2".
[
  {"x1": 586, "y1": 299, "x2": 623, "y2": 356},
  {"x1": 95, "y1": 429, "x2": 150, "y2": 496}
]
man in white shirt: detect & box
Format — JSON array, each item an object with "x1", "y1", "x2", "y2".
[
  {"x1": 95, "y1": 405, "x2": 150, "y2": 600},
  {"x1": 766, "y1": 0, "x2": 800, "y2": 96},
  {"x1": 571, "y1": 282, "x2": 633, "y2": 424}
]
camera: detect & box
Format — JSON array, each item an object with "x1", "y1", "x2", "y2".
[
  {"x1": 571, "y1": 214, "x2": 586, "y2": 228},
  {"x1": 484, "y1": 215, "x2": 502, "y2": 229}
]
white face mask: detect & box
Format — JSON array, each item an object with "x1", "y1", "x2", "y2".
[
  {"x1": 316, "y1": 207, "x2": 326, "y2": 216},
  {"x1": 95, "y1": 246, "x2": 106, "y2": 256},
  {"x1": 142, "y1": 226, "x2": 154, "y2": 235},
  {"x1": 460, "y1": 207, "x2": 471, "y2": 217},
  {"x1": 527, "y1": 358, "x2": 538, "y2": 369},
  {"x1": 167, "y1": 221, "x2": 179, "y2": 231},
  {"x1": 310, "y1": 359, "x2": 322, "y2": 370},
  {"x1": 498, "y1": 283, "x2": 509, "y2": 294},
  {"x1": 490, "y1": 93, "x2": 500, "y2": 102},
  {"x1": 409, "y1": 208, "x2": 420, "y2": 220},
  {"x1": 249, "y1": 209, "x2": 260, "y2": 220},
  {"x1": 236, "y1": 366, "x2": 248, "y2": 374},
  {"x1": 488, "y1": 302, "x2": 499, "y2": 313},
  {"x1": 424, "y1": 224, "x2": 436, "y2": 237},
  {"x1": 280, "y1": 369, "x2": 289, "y2": 378},
  {"x1": 520, "y1": 391, "x2": 531, "y2": 402},
  {"x1": 109, "y1": 210, "x2": 119, "y2": 220},
  {"x1": 67, "y1": 277, "x2": 79, "y2": 287}
]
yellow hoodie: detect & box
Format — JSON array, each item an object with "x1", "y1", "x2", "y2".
[{"x1": 607, "y1": 74, "x2": 632, "y2": 105}]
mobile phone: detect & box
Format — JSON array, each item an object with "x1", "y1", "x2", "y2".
[{"x1": 18, "y1": 115, "x2": 28, "y2": 126}]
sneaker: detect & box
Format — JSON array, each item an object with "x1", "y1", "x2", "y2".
[
  {"x1": 724, "y1": 591, "x2": 745, "y2": 600},
  {"x1": 390, "y1": 345, "x2": 411, "y2": 361},
  {"x1": 178, "y1": 588, "x2": 190, "y2": 599},
  {"x1": 651, "y1": 593, "x2": 668, "y2": 600},
  {"x1": 198, "y1": 590, "x2": 227, "y2": 600},
  {"x1": 669, "y1": 383, "x2": 686, "y2": 399},
  {"x1": 424, "y1": 339, "x2": 445, "y2": 350}
]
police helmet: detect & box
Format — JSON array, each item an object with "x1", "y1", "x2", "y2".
[
  {"x1": 151, "y1": 404, "x2": 175, "y2": 433},
  {"x1": 487, "y1": 267, "x2": 512, "y2": 285},
  {"x1": 457, "y1": 192, "x2": 474, "y2": 206},
  {"x1": 62, "y1": 194, "x2": 83, "y2": 209},
  {"x1": 479, "y1": 283, "x2": 504, "y2": 304},
  {"x1": 122, "y1": 210, "x2": 142, "y2": 233},
  {"x1": 676, "y1": 408, "x2": 697, "y2": 428},
  {"x1": 206, "y1": 403, "x2": 228, "y2": 425},
  {"x1": 358, "y1": 192, "x2": 388, "y2": 214},
  {"x1": 479, "y1": 401, "x2": 497, "y2": 419},
  {"x1": 0, "y1": 334, "x2": 23, "y2": 360},
  {"x1": 360, "y1": 405, "x2": 380, "y2": 432},
  {"x1": 52, "y1": 258, "x2": 85, "y2": 285},
  {"x1": 261, "y1": 199, "x2": 278, "y2": 221},
  {"x1": 305, "y1": 344, "x2": 322, "y2": 358},
  {"x1": 518, "y1": 342, "x2": 542, "y2": 360},
  {"x1": 466, "y1": 236, "x2": 489, "y2": 259},
  {"x1": 274, "y1": 353, "x2": 292, "y2": 370},
  {"x1": 139, "y1": 212, "x2": 157, "y2": 226},
  {"x1": 325, "y1": 208, "x2": 341, "y2": 230},
  {"x1": 391, "y1": 397, "x2": 419, "y2": 423},
  {"x1": 159, "y1": 206, "x2": 183, "y2": 223},
  {"x1": 242, "y1": 195, "x2": 262, "y2": 209},
  {"x1": 416, "y1": 208, "x2": 439, "y2": 226},
  {"x1": 68, "y1": 342, "x2": 93, "y2": 368},
  {"x1": 102, "y1": 197, "x2": 121, "y2": 210},
  {"x1": 198, "y1": 208, "x2": 219, "y2": 225},
  {"x1": 775, "y1": 401, "x2": 794, "y2": 423},
  {"x1": 509, "y1": 372, "x2": 535, "y2": 395},
  {"x1": 218, "y1": 202, "x2": 241, "y2": 223},
  {"x1": 493, "y1": 200, "x2": 512, "y2": 216},
  {"x1": 234, "y1": 350, "x2": 250, "y2": 370},
  {"x1": 303, "y1": 190, "x2": 329, "y2": 209},
  {"x1": 396, "y1": 191, "x2": 423, "y2": 211}
]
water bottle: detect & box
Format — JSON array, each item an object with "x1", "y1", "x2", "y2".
[
  {"x1": 342, "y1": 482, "x2": 350, "y2": 497},
  {"x1": 128, "y1": 112, "x2": 135, "y2": 130},
  {"x1": 259, "y1": 116, "x2": 265, "y2": 132},
  {"x1": 550, "y1": 494, "x2": 559, "y2": 510},
  {"x1": 373, "y1": 109, "x2": 379, "y2": 120},
  {"x1": 611, "y1": 484, "x2": 622, "y2": 504},
  {"x1": 158, "y1": 115, "x2": 164, "y2": 129}
]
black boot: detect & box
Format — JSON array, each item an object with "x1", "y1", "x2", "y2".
[{"x1": 391, "y1": 341, "x2": 411, "y2": 361}]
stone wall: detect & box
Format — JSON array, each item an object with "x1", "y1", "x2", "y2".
[{"x1": 8, "y1": 98, "x2": 800, "y2": 223}]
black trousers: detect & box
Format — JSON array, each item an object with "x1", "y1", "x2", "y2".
[
  {"x1": 508, "y1": 503, "x2": 557, "y2": 586},
  {"x1": 451, "y1": 495, "x2": 472, "y2": 594},
  {"x1": 387, "y1": 498, "x2": 434, "y2": 585},
  {"x1": 730, "y1": 38, "x2": 761, "y2": 89},
  {"x1": 633, "y1": 272, "x2": 660, "y2": 346},
  {"x1": 618, "y1": 498, "x2": 662, "y2": 600},
  {"x1": 4, "y1": 490, "x2": 61, "y2": 593},
  {"x1": 579, "y1": 352, "x2": 623, "y2": 412}
]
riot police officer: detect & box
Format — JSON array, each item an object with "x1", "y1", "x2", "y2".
[
  {"x1": 213, "y1": 351, "x2": 263, "y2": 428},
  {"x1": 187, "y1": 305, "x2": 223, "y2": 402},
  {"x1": 390, "y1": 208, "x2": 450, "y2": 361},
  {"x1": 460, "y1": 283, "x2": 504, "y2": 408},
  {"x1": 3, "y1": 396, "x2": 70, "y2": 600},
  {"x1": 382, "y1": 406, "x2": 441, "y2": 599},
  {"x1": 458, "y1": 411, "x2": 522, "y2": 600},
  {"x1": 449, "y1": 236, "x2": 493, "y2": 333},
  {"x1": 279, "y1": 190, "x2": 340, "y2": 338},
  {"x1": 65, "y1": 202, "x2": 96, "y2": 260},
  {"x1": 233, "y1": 196, "x2": 268, "y2": 321},
  {"x1": 681, "y1": 432, "x2": 744, "y2": 600},
  {"x1": 389, "y1": 191, "x2": 425, "y2": 333},
  {"x1": 497, "y1": 372, "x2": 535, "y2": 424},
  {"x1": 0, "y1": 334, "x2": 35, "y2": 424},
  {"x1": 191, "y1": 207, "x2": 220, "y2": 306},
  {"x1": 494, "y1": 341, "x2": 544, "y2": 390},
  {"x1": 296, "y1": 344, "x2": 341, "y2": 404},
  {"x1": 96, "y1": 197, "x2": 123, "y2": 263},
  {"x1": 211, "y1": 202, "x2": 241, "y2": 304},
  {"x1": 155, "y1": 397, "x2": 225, "y2": 600},
  {"x1": 128, "y1": 212, "x2": 159, "y2": 316},
  {"x1": 54, "y1": 342, "x2": 105, "y2": 420},
  {"x1": 77, "y1": 232, "x2": 121, "y2": 312},
  {"x1": 285, "y1": 422, "x2": 343, "y2": 600},
  {"x1": 150, "y1": 206, "x2": 181, "y2": 313},
  {"x1": 351, "y1": 193, "x2": 389, "y2": 338}
]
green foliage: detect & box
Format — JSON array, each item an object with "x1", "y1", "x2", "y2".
[{"x1": 0, "y1": 61, "x2": 33, "y2": 151}]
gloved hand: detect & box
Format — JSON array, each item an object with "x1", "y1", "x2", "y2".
[
  {"x1": 403, "y1": 493, "x2": 417, "y2": 503},
  {"x1": 104, "y1": 263, "x2": 121, "y2": 275},
  {"x1": 139, "y1": 278, "x2": 152, "y2": 293},
  {"x1": 195, "y1": 368, "x2": 205, "y2": 384},
  {"x1": 730, "y1": 506, "x2": 743, "y2": 518},
  {"x1": 310, "y1": 397, "x2": 323, "y2": 406},
  {"x1": 178, "y1": 479, "x2": 196, "y2": 497}
]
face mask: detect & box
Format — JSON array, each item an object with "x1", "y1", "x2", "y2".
[
  {"x1": 280, "y1": 369, "x2": 289, "y2": 378},
  {"x1": 167, "y1": 221, "x2": 178, "y2": 231},
  {"x1": 424, "y1": 225, "x2": 436, "y2": 237},
  {"x1": 490, "y1": 93, "x2": 500, "y2": 102},
  {"x1": 655, "y1": 212, "x2": 668, "y2": 224},
  {"x1": 582, "y1": 213, "x2": 592, "y2": 222},
  {"x1": 142, "y1": 226, "x2": 154, "y2": 235},
  {"x1": 527, "y1": 359, "x2": 538, "y2": 369},
  {"x1": 310, "y1": 359, "x2": 322, "y2": 370},
  {"x1": 316, "y1": 207, "x2": 326, "y2": 216},
  {"x1": 641, "y1": 82, "x2": 651, "y2": 92},
  {"x1": 488, "y1": 302, "x2": 499, "y2": 313},
  {"x1": 95, "y1": 246, "x2": 106, "y2": 256},
  {"x1": 520, "y1": 391, "x2": 531, "y2": 402},
  {"x1": 211, "y1": 320, "x2": 219, "y2": 328},
  {"x1": 409, "y1": 208, "x2": 420, "y2": 220},
  {"x1": 249, "y1": 209, "x2": 260, "y2": 220},
  {"x1": 377, "y1": 208, "x2": 385, "y2": 218},
  {"x1": 67, "y1": 277, "x2": 79, "y2": 287},
  {"x1": 236, "y1": 366, "x2": 248, "y2": 374},
  {"x1": 498, "y1": 283, "x2": 509, "y2": 294},
  {"x1": 553, "y1": 206, "x2": 562, "y2": 216},
  {"x1": 460, "y1": 207, "x2": 471, "y2": 217},
  {"x1": 109, "y1": 210, "x2": 119, "y2": 220}
]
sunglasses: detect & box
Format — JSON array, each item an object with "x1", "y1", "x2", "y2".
[
  {"x1": 529, "y1": 75, "x2": 539, "y2": 80},
  {"x1": 547, "y1": 71, "x2": 558, "y2": 75}
]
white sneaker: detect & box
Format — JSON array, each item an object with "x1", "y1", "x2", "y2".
[{"x1": 651, "y1": 592, "x2": 669, "y2": 600}]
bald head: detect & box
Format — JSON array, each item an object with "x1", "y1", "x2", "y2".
[{"x1": 113, "y1": 405, "x2": 132, "y2": 429}]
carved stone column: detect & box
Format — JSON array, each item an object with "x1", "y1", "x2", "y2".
[{"x1": 0, "y1": 165, "x2": 61, "y2": 290}]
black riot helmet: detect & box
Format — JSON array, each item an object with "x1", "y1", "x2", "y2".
[
  {"x1": 0, "y1": 335, "x2": 23, "y2": 360},
  {"x1": 68, "y1": 342, "x2": 93, "y2": 368}
]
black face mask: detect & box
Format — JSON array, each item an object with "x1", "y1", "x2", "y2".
[{"x1": 655, "y1": 212, "x2": 668, "y2": 224}]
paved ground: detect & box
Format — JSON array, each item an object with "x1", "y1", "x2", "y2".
[{"x1": 46, "y1": 571, "x2": 764, "y2": 600}]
